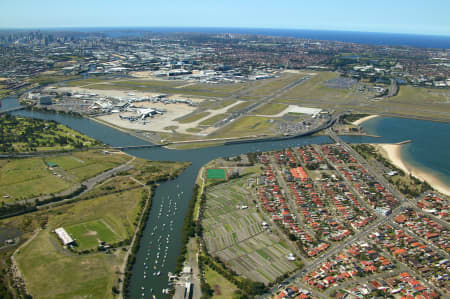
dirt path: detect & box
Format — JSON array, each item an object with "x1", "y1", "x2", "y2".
[
  {"x1": 118, "y1": 175, "x2": 150, "y2": 299},
  {"x1": 10, "y1": 229, "x2": 41, "y2": 295}
]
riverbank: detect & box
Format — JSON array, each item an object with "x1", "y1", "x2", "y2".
[
  {"x1": 352, "y1": 114, "x2": 379, "y2": 126},
  {"x1": 375, "y1": 143, "x2": 450, "y2": 196}
]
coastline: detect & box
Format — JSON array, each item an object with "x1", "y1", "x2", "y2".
[
  {"x1": 352, "y1": 114, "x2": 379, "y2": 126},
  {"x1": 376, "y1": 143, "x2": 450, "y2": 196}
]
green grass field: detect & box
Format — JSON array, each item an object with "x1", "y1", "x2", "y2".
[
  {"x1": 374, "y1": 85, "x2": 450, "y2": 118},
  {"x1": 62, "y1": 77, "x2": 112, "y2": 87},
  {"x1": 0, "y1": 158, "x2": 72, "y2": 202},
  {"x1": 275, "y1": 71, "x2": 355, "y2": 102},
  {"x1": 210, "y1": 99, "x2": 238, "y2": 110},
  {"x1": 0, "y1": 151, "x2": 132, "y2": 203},
  {"x1": 248, "y1": 73, "x2": 307, "y2": 97},
  {"x1": 186, "y1": 127, "x2": 202, "y2": 133},
  {"x1": 390, "y1": 85, "x2": 450, "y2": 104},
  {"x1": 0, "y1": 115, "x2": 102, "y2": 153},
  {"x1": 199, "y1": 113, "x2": 229, "y2": 126},
  {"x1": 178, "y1": 111, "x2": 211, "y2": 123},
  {"x1": 205, "y1": 266, "x2": 239, "y2": 298},
  {"x1": 65, "y1": 219, "x2": 119, "y2": 251},
  {"x1": 50, "y1": 151, "x2": 131, "y2": 182},
  {"x1": 252, "y1": 103, "x2": 287, "y2": 115},
  {"x1": 207, "y1": 169, "x2": 226, "y2": 180},
  {"x1": 226, "y1": 101, "x2": 254, "y2": 113},
  {"x1": 29, "y1": 75, "x2": 80, "y2": 85},
  {"x1": 15, "y1": 187, "x2": 146, "y2": 298},
  {"x1": 212, "y1": 116, "x2": 277, "y2": 138},
  {"x1": 16, "y1": 230, "x2": 123, "y2": 299}
]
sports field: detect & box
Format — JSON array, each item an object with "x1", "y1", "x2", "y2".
[
  {"x1": 207, "y1": 168, "x2": 226, "y2": 180},
  {"x1": 65, "y1": 219, "x2": 119, "y2": 251}
]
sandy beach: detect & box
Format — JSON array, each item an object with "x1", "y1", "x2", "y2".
[
  {"x1": 376, "y1": 143, "x2": 450, "y2": 196},
  {"x1": 352, "y1": 114, "x2": 379, "y2": 126}
]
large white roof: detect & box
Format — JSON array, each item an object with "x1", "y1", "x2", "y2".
[{"x1": 55, "y1": 227, "x2": 74, "y2": 246}]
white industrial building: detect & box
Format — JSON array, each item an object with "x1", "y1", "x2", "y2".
[{"x1": 55, "y1": 227, "x2": 74, "y2": 246}]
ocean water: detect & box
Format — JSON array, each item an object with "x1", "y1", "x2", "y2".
[
  {"x1": 46, "y1": 27, "x2": 450, "y2": 49},
  {"x1": 361, "y1": 117, "x2": 450, "y2": 189}
]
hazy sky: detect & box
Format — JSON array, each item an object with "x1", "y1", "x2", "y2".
[{"x1": 1, "y1": 0, "x2": 449, "y2": 36}]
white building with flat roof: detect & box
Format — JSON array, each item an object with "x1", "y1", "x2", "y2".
[{"x1": 55, "y1": 227, "x2": 74, "y2": 246}]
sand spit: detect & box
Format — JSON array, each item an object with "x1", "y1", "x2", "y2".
[
  {"x1": 352, "y1": 115, "x2": 379, "y2": 126},
  {"x1": 376, "y1": 143, "x2": 450, "y2": 196}
]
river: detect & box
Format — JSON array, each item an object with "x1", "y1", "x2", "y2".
[
  {"x1": 2, "y1": 96, "x2": 334, "y2": 298},
  {"x1": 2, "y1": 96, "x2": 449, "y2": 298}
]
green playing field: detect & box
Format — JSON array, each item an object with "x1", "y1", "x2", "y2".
[{"x1": 206, "y1": 168, "x2": 226, "y2": 179}]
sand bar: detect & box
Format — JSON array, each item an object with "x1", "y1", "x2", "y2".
[
  {"x1": 376, "y1": 143, "x2": 450, "y2": 196},
  {"x1": 352, "y1": 114, "x2": 379, "y2": 126}
]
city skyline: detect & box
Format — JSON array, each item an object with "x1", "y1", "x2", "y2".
[{"x1": 1, "y1": 0, "x2": 449, "y2": 36}]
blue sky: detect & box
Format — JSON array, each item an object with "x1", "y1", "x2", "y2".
[{"x1": 1, "y1": 0, "x2": 449, "y2": 36}]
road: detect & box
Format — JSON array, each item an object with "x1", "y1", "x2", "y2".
[
  {"x1": 269, "y1": 155, "x2": 317, "y2": 246},
  {"x1": 259, "y1": 129, "x2": 410, "y2": 298},
  {"x1": 260, "y1": 128, "x2": 450, "y2": 298},
  {"x1": 35, "y1": 158, "x2": 135, "y2": 209},
  {"x1": 328, "y1": 129, "x2": 406, "y2": 204}
]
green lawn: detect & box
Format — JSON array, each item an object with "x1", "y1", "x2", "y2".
[
  {"x1": 0, "y1": 158, "x2": 72, "y2": 202},
  {"x1": 51, "y1": 151, "x2": 131, "y2": 182},
  {"x1": 4, "y1": 157, "x2": 189, "y2": 299},
  {"x1": 178, "y1": 111, "x2": 211, "y2": 123},
  {"x1": 186, "y1": 127, "x2": 202, "y2": 133},
  {"x1": 29, "y1": 74, "x2": 80, "y2": 85},
  {"x1": 16, "y1": 230, "x2": 123, "y2": 299},
  {"x1": 0, "y1": 115, "x2": 102, "y2": 153},
  {"x1": 390, "y1": 85, "x2": 450, "y2": 104},
  {"x1": 253, "y1": 103, "x2": 287, "y2": 115},
  {"x1": 205, "y1": 266, "x2": 239, "y2": 299},
  {"x1": 15, "y1": 187, "x2": 146, "y2": 298},
  {"x1": 65, "y1": 219, "x2": 119, "y2": 251},
  {"x1": 199, "y1": 113, "x2": 229, "y2": 126},
  {"x1": 212, "y1": 116, "x2": 277, "y2": 138},
  {"x1": 248, "y1": 73, "x2": 307, "y2": 97},
  {"x1": 210, "y1": 99, "x2": 238, "y2": 110},
  {"x1": 227, "y1": 101, "x2": 254, "y2": 113},
  {"x1": 276, "y1": 71, "x2": 354, "y2": 102}
]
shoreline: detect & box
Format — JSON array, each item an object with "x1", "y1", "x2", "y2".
[
  {"x1": 376, "y1": 143, "x2": 450, "y2": 196},
  {"x1": 352, "y1": 114, "x2": 379, "y2": 126}
]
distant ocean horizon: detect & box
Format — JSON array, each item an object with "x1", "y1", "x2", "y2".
[{"x1": 5, "y1": 27, "x2": 450, "y2": 49}]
